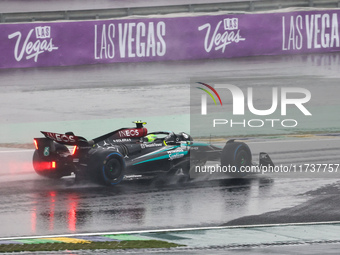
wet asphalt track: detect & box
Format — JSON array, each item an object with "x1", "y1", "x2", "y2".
[
  {"x1": 0, "y1": 136, "x2": 339, "y2": 238},
  {"x1": 0, "y1": 54, "x2": 339, "y2": 244}
]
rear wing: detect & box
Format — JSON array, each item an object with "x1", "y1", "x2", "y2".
[
  {"x1": 40, "y1": 131, "x2": 89, "y2": 146},
  {"x1": 40, "y1": 127, "x2": 148, "y2": 146}
]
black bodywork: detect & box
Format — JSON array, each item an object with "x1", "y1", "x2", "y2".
[{"x1": 33, "y1": 121, "x2": 274, "y2": 186}]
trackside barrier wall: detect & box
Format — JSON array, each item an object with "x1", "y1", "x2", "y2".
[{"x1": 1, "y1": 9, "x2": 340, "y2": 69}]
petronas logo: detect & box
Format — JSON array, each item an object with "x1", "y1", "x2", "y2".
[{"x1": 43, "y1": 147, "x2": 50, "y2": 156}]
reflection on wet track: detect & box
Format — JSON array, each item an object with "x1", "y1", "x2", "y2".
[
  {"x1": 0, "y1": 143, "x2": 338, "y2": 238},
  {"x1": 30, "y1": 191, "x2": 79, "y2": 233}
]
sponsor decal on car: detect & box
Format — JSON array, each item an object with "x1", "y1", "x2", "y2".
[
  {"x1": 111, "y1": 138, "x2": 132, "y2": 143},
  {"x1": 167, "y1": 148, "x2": 185, "y2": 160},
  {"x1": 119, "y1": 129, "x2": 140, "y2": 137},
  {"x1": 44, "y1": 132, "x2": 76, "y2": 143},
  {"x1": 43, "y1": 147, "x2": 50, "y2": 156},
  {"x1": 141, "y1": 143, "x2": 163, "y2": 149}
]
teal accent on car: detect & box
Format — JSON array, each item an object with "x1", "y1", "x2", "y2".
[
  {"x1": 189, "y1": 143, "x2": 209, "y2": 147},
  {"x1": 143, "y1": 146, "x2": 180, "y2": 156},
  {"x1": 133, "y1": 151, "x2": 188, "y2": 165},
  {"x1": 133, "y1": 155, "x2": 170, "y2": 165}
]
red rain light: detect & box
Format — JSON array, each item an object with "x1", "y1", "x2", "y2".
[{"x1": 34, "y1": 161, "x2": 57, "y2": 171}]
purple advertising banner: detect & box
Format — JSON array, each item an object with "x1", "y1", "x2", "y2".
[{"x1": 1, "y1": 9, "x2": 340, "y2": 68}]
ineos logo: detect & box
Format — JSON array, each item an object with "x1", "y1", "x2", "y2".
[
  {"x1": 46, "y1": 132, "x2": 76, "y2": 143},
  {"x1": 118, "y1": 129, "x2": 140, "y2": 137}
]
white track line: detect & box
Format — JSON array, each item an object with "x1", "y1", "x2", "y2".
[{"x1": 2, "y1": 221, "x2": 340, "y2": 241}]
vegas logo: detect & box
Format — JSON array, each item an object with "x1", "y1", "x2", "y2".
[
  {"x1": 198, "y1": 18, "x2": 246, "y2": 53},
  {"x1": 8, "y1": 26, "x2": 58, "y2": 63}
]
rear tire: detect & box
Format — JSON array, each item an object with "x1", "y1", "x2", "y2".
[
  {"x1": 98, "y1": 152, "x2": 125, "y2": 186},
  {"x1": 221, "y1": 141, "x2": 252, "y2": 178}
]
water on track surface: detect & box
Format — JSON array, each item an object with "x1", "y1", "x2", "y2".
[
  {"x1": 0, "y1": 53, "x2": 339, "y2": 239},
  {"x1": 0, "y1": 138, "x2": 339, "y2": 238}
]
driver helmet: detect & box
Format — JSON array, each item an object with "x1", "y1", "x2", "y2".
[{"x1": 145, "y1": 134, "x2": 157, "y2": 142}]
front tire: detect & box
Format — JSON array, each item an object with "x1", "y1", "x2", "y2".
[{"x1": 221, "y1": 141, "x2": 252, "y2": 178}]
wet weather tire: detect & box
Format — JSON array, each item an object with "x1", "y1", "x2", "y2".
[
  {"x1": 221, "y1": 142, "x2": 252, "y2": 178},
  {"x1": 99, "y1": 153, "x2": 125, "y2": 186}
]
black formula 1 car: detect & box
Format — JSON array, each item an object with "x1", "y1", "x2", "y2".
[{"x1": 33, "y1": 121, "x2": 274, "y2": 186}]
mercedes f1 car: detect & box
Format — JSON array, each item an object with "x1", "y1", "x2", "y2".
[{"x1": 33, "y1": 121, "x2": 274, "y2": 186}]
